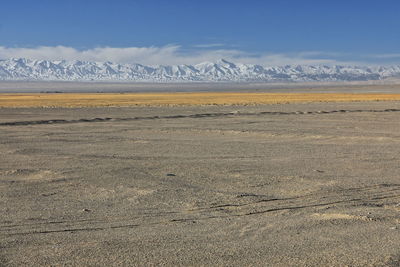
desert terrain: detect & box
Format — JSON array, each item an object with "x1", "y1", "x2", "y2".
[
  {"x1": 1, "y1": 87, "x2": 400, "y2": 266},
  {"x1": 1, "y1": 92, "x2": 400, "y2": 108}
]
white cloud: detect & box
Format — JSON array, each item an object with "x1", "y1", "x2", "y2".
[
  {"x1": 0, "y1": 45, "x2": 364, "y2": 66},
  {"x1": 0, "y1": 45, "x2": 182, "y2": 65}
]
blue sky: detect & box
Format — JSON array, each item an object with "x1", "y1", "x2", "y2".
[{"x1": 1, "y1": 0, "x2": 399, "y2": 65}]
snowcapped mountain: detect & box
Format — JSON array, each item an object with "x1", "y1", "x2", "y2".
[{"x1": 1, "y1": 58, "x2": 400, "y2": 82}]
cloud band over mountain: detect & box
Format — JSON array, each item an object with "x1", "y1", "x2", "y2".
[{"x1": 0, "y1": 45, "x2": 372, "y2": 67}]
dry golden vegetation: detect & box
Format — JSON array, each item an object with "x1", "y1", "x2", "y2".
[{"x1": 1, "y1": 92, "x2": 400, "y2": 107}]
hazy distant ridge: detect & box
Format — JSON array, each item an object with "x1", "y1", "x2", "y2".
[{"x1": 1, "y1": 58, "x2": 400, "y2": 82}]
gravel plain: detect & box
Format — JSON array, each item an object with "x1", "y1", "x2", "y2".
[{"x1": 1, "y1": 100, "x2": 400, "y2": 266}]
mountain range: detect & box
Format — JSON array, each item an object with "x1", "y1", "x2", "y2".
[{"x1": 1, "y1": 58, "x2": 400, "y2": 82}]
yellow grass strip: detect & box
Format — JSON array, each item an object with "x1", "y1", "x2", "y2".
[{"x1": 1, "y1": 93, "x2": 400, "y2": 107}]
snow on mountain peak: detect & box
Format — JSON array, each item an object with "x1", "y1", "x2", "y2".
[{"x1": 0, "y1": 58, "x2": 399, "y2": 82}]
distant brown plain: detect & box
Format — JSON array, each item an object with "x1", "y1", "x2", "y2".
[{"x1": 1, "y1": 92, "x2": 400, "y2": 107}]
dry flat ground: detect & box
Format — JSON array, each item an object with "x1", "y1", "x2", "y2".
[
  {"x1": 0, "y1": 97, "x2": 400, "y2": 266},
  {"x1": 1, "y1": 92, "x2": 400, "y2": 107}
]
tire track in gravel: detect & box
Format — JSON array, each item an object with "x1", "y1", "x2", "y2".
[
  {"x1": 1, "y1": 108, "x2": 400, "y2": 126},
  {"x1": 2, "y1": 183, "x2": 399, "y2": 236}
]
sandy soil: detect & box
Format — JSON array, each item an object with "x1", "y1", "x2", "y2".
[
  {"x1": 2, "y1": 92, "x2": 400, "y2": 108},
  {"x1": 1, "y1": 101, "x2": 400, "y2": 266}
]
